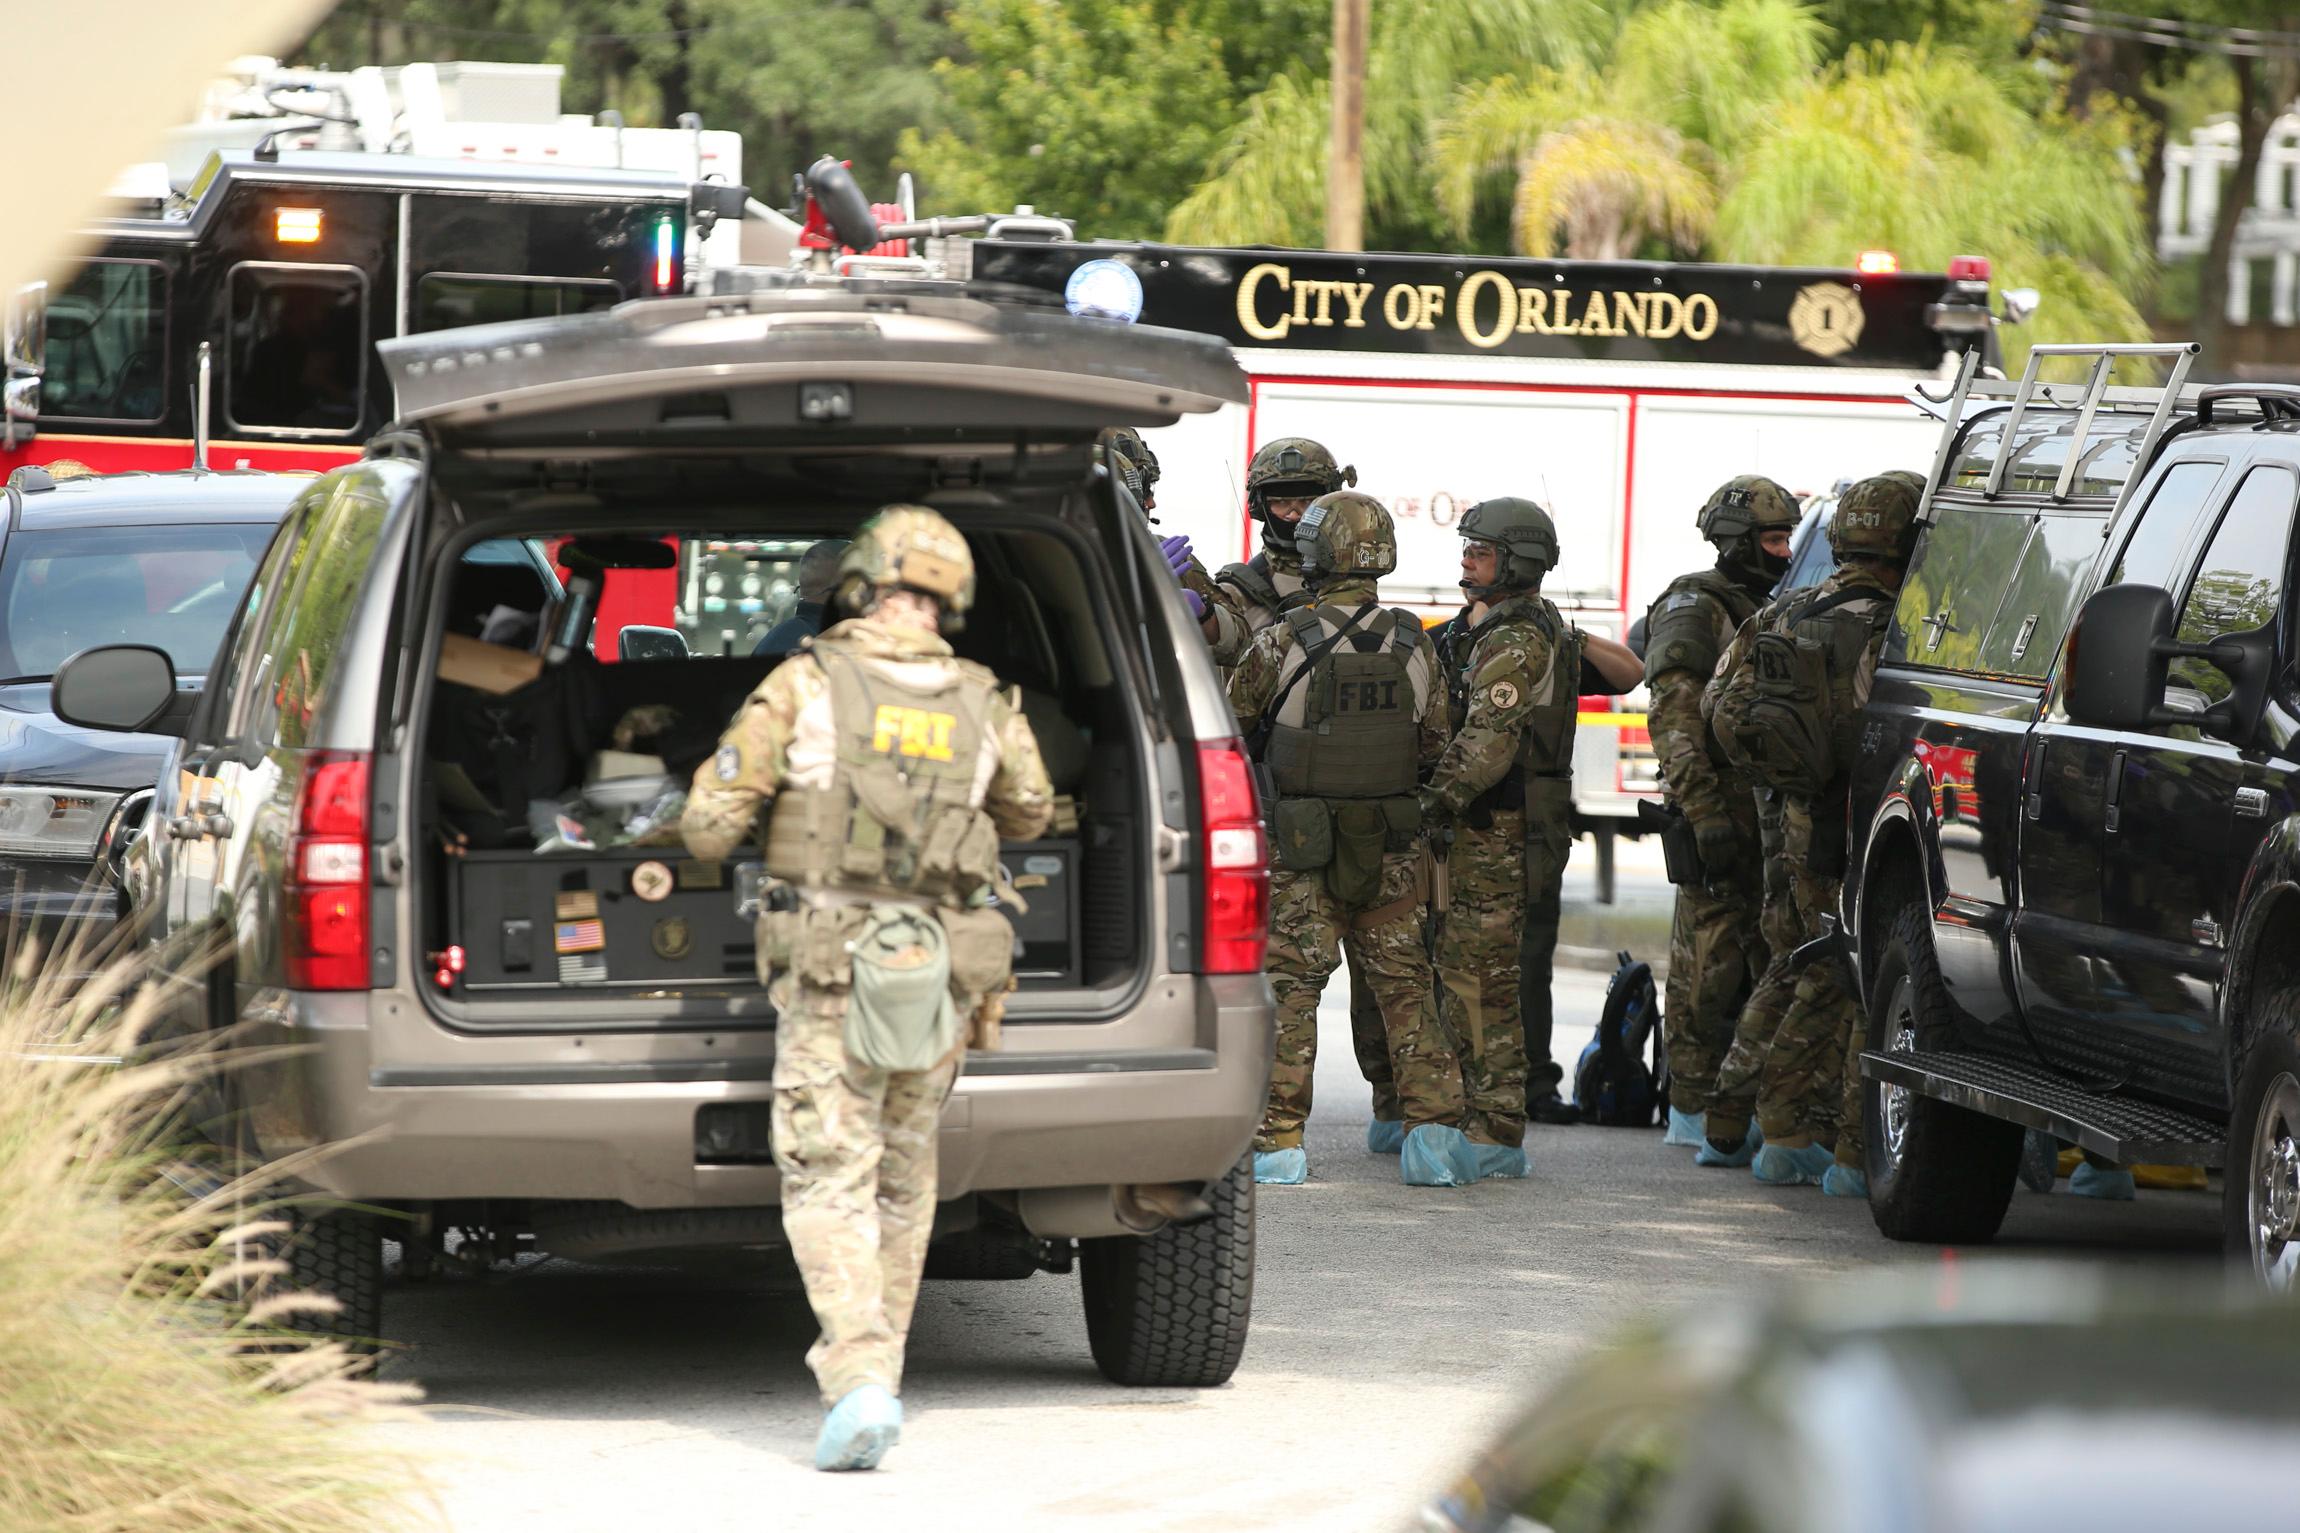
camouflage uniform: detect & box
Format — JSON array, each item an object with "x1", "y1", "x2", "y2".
[
  {"x1": 1210, "y1": 436, "x2": 1354, "y2": 670},
  {"x1": 1704, "y1": 476, "x2": 1920, "y2": 1167},
  {"x1": 682, "y1": 514, "x2": 1053, "y2": 1411},
  {"x1": 1230, "y1": 554, "x2": 1460, "y2": 1148},
  {"x1": 1105, "y1": 425, "x2": 1243, "y2": 640},
  {"x1": 1422, "y1": 526, "x2": 1582, "y2": 1150},
  {"x1": 1645, "y1": 477, "x2": 1798, "y2": 1117},
  {"x1": 1708, "y1": 796, "x2": 1803, "y2": 1145}
]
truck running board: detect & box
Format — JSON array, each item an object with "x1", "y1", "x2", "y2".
[{"x1": 1861, "y1": 1049, "x2": 2224, "y2": 1170}]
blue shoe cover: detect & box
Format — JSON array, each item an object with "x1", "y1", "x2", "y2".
[
  {"x1": 1253, "y1": 1147, "x2": 1308, "y2": 1185},
  {"x1": 814, "y1": 1384, "x2": 902, "y2": 1472},
  {"x1": 2070, "y1": 1162, "x2": 2137, "y2": 1201},
  {"x1": 1366, "y1": 1119, "x2": 1406, "y2": 1155},
  {"x1": 1468, "y1": 1142, "x2": 1529, "y2": 1180},
  {"x1": 1753, "y1": 1141, "x2": 1836, "y2": 1186},
  {"x1": 1663, "y1": 1108, "x2": 1707, "y2": 1148},
  {"x1": 1695, "y1": 1131, "x2": 1756, "y2": 1168},
  {"x1": 1400, "y1": 1124, "x2": 1475, "y2": 1186},
  {"x1": 1821, "y1": 1163, "x2": 1868, "y2": 1199}
]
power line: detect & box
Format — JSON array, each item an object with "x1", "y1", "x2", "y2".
[
  {"x1": 2036, "y1": 3, "x2": 2300, "y2": 60},
  {"x1": 321, "y1": 6, "x2": 717, "y2": 44}
]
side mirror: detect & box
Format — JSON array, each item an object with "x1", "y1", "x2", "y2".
[
  {"x1": 2, "y1": 280, "x2": 43, "y2": 449},
  {"x1": 804, "y1": 156, "x2": 880, "y2": 253},
  {"x1": 2001, "y1": 287, "x2": 2040, "y2": 325},
  {"x1": 53, "y1": 645, "x2": 179, "y2": 734},
  {"x1": 617, "y1": 624, "x2": 691, "y2": 662},
  {"x1": 2065, "y1": 583, "x2": 2272, "y2": 742}
]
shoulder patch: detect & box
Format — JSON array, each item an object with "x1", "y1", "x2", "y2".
[
  {"x1": 1487, "y1": 680, "x2": 1520, "y2": 710},
  {"x1": 1662, "y1": 592, "x2": 1699, "y2": 612},
  {"x1": 714, "y1": 743, "x2": 743, "y2": 782}
]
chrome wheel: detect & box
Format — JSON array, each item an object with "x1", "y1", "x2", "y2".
[
  {"x1": 2249, "y1": 1069, "x2": 2300, "y2": 1291},
  {"x1": 1876, "y1": 981, "x2": 1918, "y2": 1177}
]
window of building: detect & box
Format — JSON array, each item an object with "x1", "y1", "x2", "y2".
[
  {"x1": 42, "y1": 259, "x2": 166, "y2": 422},
  {"x1": 225, "y1": 263, "x2": 367, "y2": 434},
  {"x1": 412, "y1": 273, "x2": 621, "y2": 333}
]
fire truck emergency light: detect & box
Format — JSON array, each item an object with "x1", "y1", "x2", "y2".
[
  {"x1": 275, "y1": 207, "x2": 324, "y2": 244},
  {"x1": 1856, "y1": 249, "x2": 1899, "y2": 275},
  {"x1": 1948, "y1": 254, "x2": 1991, "y2": 281},
  {"x1": 654, "y1": 216, "x2": 676, "y2": 290}
]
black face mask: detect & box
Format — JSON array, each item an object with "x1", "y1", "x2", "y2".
[{"x1": 1720, "y1": 538, "x2": 1786, "y2": 591}]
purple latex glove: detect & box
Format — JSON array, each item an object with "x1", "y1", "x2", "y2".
[
  {"x1": 1158, "y1": 534, "x2": 1195, "y2": 580},
  {"x1": 1182, "y1": 587, "x2": 1208, "y2": 620}
]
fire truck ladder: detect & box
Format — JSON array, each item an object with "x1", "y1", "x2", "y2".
[{"x1": 1922, "y1": 341, "x2": 2200, "y2": 523}]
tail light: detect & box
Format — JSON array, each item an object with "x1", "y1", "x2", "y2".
[
  {"x1": 285, "y1": 753, "x2": 370, "y2": 990},
  {"x1": 1195, "y1": 739, "x2": 1268, "y2": 974}
]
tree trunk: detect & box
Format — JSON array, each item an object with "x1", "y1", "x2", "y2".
[
  {"x1": 2198, "y1": 54, "x2": 2275, "y2": 377},
  {"x1": 660, "y1": 1, "x2": 695, "y2": 123},
  {"x1": 1325, "y1": 0, "x2": 1370, "y2": 252}
]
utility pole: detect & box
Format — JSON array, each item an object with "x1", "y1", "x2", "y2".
[{"x1": 1325, "y1": 0, "x2": 1370, "y2": 252}]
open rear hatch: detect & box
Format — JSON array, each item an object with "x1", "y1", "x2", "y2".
[{"x1": 380, "y1": 284, "x2": 1246, "y2": 1033}]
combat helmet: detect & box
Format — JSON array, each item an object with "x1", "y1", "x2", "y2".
[
  {"x1": 1247, "y1": 435, "x2": 1354, "y2": 523},
  {"x1": 1697, "y1": 474, "x2": 1800, "y2": 582},
  {"x1": 1295, "y1": 489, "x2": 1397, "y2": 585},
  {"x1": 1827, "y1": 473, "x2": 1923, "y2": 567},
  {"x1": 1101, "y1": 427, "x2": 1161, "y2": 509},
  {"x1": 835, "y1": 504, "x2": 977, "y2": 621},
  {"x1": 1458, "y1": 496, "x2": 1559, "y2": 597}
]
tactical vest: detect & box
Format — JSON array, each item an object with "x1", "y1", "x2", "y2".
[
  {"x1": 763, "y1": 640, "x2": 1002, "y2": 902},
  {"x1": 1449, "y1": 598, "x2": 1579, "y2": 779},
  {"x1": 1216, "y1": 552, "x2": 1309, "y2": 626},
  {"x1": 1710, "y1": 583, "x2": 1891, "y2": 802},
  {"x1": 1643, "y1": 567, "x2": 1762, "y2": 682},
  {"x1": 1260, "y1": 605, "x2": 1428, "y2": 799}
]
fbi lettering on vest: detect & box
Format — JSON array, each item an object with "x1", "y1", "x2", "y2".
[{"x1": 872, "y1": 705, "x2": 959, "y2": 762}]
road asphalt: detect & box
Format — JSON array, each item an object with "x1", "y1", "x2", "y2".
[{"x1": 373, "y1": 932, "x2": 2222, "y2": 1533}]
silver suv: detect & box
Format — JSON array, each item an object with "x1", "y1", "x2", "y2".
[{"x1": 54, "y1": 284, "x2": 1274, "y2": 1385}]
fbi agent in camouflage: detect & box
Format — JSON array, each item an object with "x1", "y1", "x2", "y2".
[
  {"x1": 1645, "y1": 475, "x2": 1800, "y2": 1152},
  {"x1": 1207, "y1": 436, "x2": 1356, "y2": 669},
  {"x1": 1103, "y1": 427, "x2": 1240, "y2": 646},
  {"x1": 1703, "y1": 472, "x2": 1923, "y2": 1195},
  {"x1": 681, "y1": 506, "x2": 1053, "y2": 1471},
  {"x1": 1416, "y1": 497, "x2": 1587, "y2": 1174},
  {"x1": 1230, "y1": 491, "x2": 1476, "y2": 1187}
]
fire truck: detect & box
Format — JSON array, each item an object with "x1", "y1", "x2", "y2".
[
  {"x1": 0, "y1": 59, "x2": 758, "y2": 479},
  {"x1": 963, "y1": 240, "x2": 2021, "y2": 881}
]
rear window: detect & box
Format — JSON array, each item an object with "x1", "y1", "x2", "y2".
[
  {"x1": 0, "y1": 522, "x2": 271, "y2": 679},
  {"x1": 1948, "y1": 411, "x2": 2151, "y2": 499}
]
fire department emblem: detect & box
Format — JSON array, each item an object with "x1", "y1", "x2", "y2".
[{"x1": 1788, "y1": 282, "x2": 1865, "y2": 359}]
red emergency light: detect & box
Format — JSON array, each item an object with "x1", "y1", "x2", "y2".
[
  {"x1": 1856, "y1": 250, "x2": 1899, "y2": 276},
  {"x1": 1948, "y1": 254, "x2": 1991, "y2": 281}
]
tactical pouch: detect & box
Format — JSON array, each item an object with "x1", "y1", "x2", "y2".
[
  {"x1": 1638, "y1": 799, "x2": 1703, "y2": 887},
  {"x1": 755, "y1": 907, "x2": 805, "y2": 988},
  {"x1": 782, "y1": 904, "x2": 871, "y2": 987},
  {"x1": 846, "y1": 905, "x2": 959, "y2": 1071},
  {"x1": 936, "y1": 904, "x2": 1017, "y2": 1007},
  {"x1": 1270, "y1": 797, "x2": 1333, "y2": 872},
  {"x1": 1326, "y1": 801, "x2": 1388, "y2": 909},
  {"x1": 1378, "y1": 794, "x2": 1422, "y2": 853},
  {"x1": 1805, "y1": 810, "x2": 1850, "y2": 879}
]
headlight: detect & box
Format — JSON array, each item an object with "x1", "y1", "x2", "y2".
[{"x1": 0, "y1": 787, "x2": 124, "y2": 860}]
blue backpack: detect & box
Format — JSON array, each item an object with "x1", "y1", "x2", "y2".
[{"x1": 1572, "y1": 951, "x2": 1665, "y2": 1127}]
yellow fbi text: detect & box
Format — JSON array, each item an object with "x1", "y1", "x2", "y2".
[
  {"x1": 872, "y1": 704, "x2": 959, "y2": 762},
  {"x1": 1234, "y1": 261, "x2": 1721, "y2": 349}
]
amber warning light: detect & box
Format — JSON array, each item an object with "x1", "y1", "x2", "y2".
[
  {"x1": 1856, "y1": 249, "x2": 1900, "y2": 276},
  {"x1": 275, "y1": 207, "x2": 324, "y2": 244}
]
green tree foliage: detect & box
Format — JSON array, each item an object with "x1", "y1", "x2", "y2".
[{"x1": 897, "y1": 0, "x2": 1248, "y2": 235}]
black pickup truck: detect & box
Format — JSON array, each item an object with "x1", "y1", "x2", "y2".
[{"x1": 1843, "y1": 343, "x2": 2300, "y2": 1287}]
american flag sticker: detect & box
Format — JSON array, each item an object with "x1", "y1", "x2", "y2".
[
  {"x1": 558, "y1": 953, "x2": 608, "y2": 985},
  {"x1": 555, "y1": 919, "x2": 606, "y2": 954}
]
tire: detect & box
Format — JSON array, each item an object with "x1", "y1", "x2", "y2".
[
  {"x1": 1079, "y1": 1154, "x2": 1254, "y2": 1387},
  {"x1": 924, "y1": 1228, "x2": 1041, "y2": 1281},
  {"x1": 272, "y1": 1206, "x2": 385, "y2": 1351},
  {"x1": 2224, "y1": 988, "x2": 2300, "y2": 1291},
  {"x1": 1862, "y1": 903, "x2": 2022, "y2": 1244}
]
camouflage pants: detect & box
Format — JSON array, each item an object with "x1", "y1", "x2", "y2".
[
  {"x1": 1515, "y1": 814, "x2": 1571, "y2": 1102},
  {"x1": 772, "y1": 970, "x2": 959, "y2": 1407},
  {"x1": 1708, "y1": 808, "x2": 1801, "y2": 1142},
  {"x1": 1259, "y1": 855, "x2": 1464, "y2": 1149},
  {"x1": 1751, "y1": 857, "x2": 1858, "y2": 1150},
  {"x1": 1347, "y1": 940, "x2": 1400, "y2": 1123},
  {"x1": 1660, "y1": 875, "x2": 1765, "y2": 1115},
  {"x1": 1436, "y1": 808, "x2": 1553, "y2": 1149}
]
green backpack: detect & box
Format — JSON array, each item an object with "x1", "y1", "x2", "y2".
[{"x1": 1709, "y1": 586, "x2": 1889, "y2": 800}]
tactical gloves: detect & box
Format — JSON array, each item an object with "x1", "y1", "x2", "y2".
[{"x1": 1692, "y1": 813, "x2": 1741, "y2": 878}]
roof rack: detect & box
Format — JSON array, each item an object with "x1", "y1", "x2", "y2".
[{"x1": 1987, "y1": 343, "x2": 2199, "y2": 504}]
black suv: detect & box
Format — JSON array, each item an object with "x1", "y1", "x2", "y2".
[
  {"x1": 0, "y1": 466, "x2": 298, "y2": 951},
  {"x1": 50, "y1": 279, "x2": 1276, "y2": 1380},
  {"x1": 1843, "y1": 342, "x2": 2300, "y2": 1285}
]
